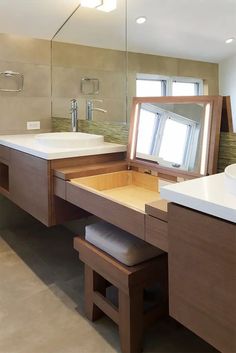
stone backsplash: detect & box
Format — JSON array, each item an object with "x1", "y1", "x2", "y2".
[
  {"x1": 218, "y1": 132, "x2": 236, "y2": 172},
  {"x1": 52, "y1": 117, "x2": 129, "y2": 145}
]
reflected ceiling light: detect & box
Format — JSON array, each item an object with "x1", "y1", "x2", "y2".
[
  {"x1": 97, "y1": 0, "x2": 117, "y2": 12},
  {"x1": 136, "y1": 17, "x2": 147, "y2": 24},
  {"x1": 80, "y1": 0, "x2": 116, "y2": 12},
  {"x1": 225, "y1": 37, "x2": 235, "y2": 44},
  {"x1": 80, "y1": 0, "x2": 102, "y2": 8}
]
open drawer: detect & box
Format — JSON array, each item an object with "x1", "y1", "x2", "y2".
[{"x1": 64, "y1": 170, "x2": 165, "y2": 239}]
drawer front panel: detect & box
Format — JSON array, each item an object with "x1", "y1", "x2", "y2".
[
  {"x1": 145, "y1": 215, "x2": 168, "y2": 252},
  {"x1": 66, "y1": 181, "x2": 145, "y2": 239},
  {"x1": 0, "y1": 145, "x2": 10, "y2": 163}
]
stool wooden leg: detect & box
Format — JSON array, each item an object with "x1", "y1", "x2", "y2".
[
  {"x1": 119, "y1": 288, "x2": 143, "y2": 353},
  {"x1": 84, "y1": 264, "x2": 107, "y2": 321}
]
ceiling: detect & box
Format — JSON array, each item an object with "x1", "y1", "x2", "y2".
[
  {"x1": 0, "y1": 0, "x2": 79, "y2": 40},
  {"x1": 0, "y1": 0, "x2": 236, "y2": 63}
]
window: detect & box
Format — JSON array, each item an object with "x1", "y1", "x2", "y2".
[
  {"x1": 158, "y1": 118, "x2": 190, "y2": 165},
  {"x1": 136, "y1": 109, "x2": 159, "y2": 154},
  {"x1": 136, "y1": 74, "x2": 203, "y2": 97},
  {"x1": 136, "y1": 104, "x2": 200, "y2": 171}
]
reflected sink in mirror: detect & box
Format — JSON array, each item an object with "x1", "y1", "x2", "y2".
[
  {"x1": 224, "y1": 164, "x2": 236, "y2": 196},
  {"x1": 35, "y1": 132, "x2": 104, "y2": 148}
]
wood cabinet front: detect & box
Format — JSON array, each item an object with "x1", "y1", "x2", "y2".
[
  {"x1": 53, "y1": 169, "x2": 170, "y2": 240},
  {"x1": 9, "y1": 149, "x2": 51, "y2": 225},
  {"x1": 0, "y1": 145, "x2": 10, "y2": 163},
  {"x1": 0, "y1": 146, "x2": 126, "y2": 227},
  {"x1": 168, "y1": 203, "x2": 236, "y2": 353}
]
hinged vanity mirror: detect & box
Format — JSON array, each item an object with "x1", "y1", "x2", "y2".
[
  {"x1": 53, "y1": 95, "x2": 224, "y2": 239},
  {"x1": 128, "y1": 96, "x2": 223, "y2": 178}
]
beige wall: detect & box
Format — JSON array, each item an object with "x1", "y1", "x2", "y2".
[
  {"x1": 52, "y1": 41, "x2": 127, "y2": 123},
  {"x1": 0, "y1": 34, "x2": 51, "y2": 134},
  {"x1": 128, "y1": 52, "x2": 219, "y2": 96},
  {"x1": 127, "y1": 52, "x2": 219, "y2": 116},
  {"x1": 52, "y1": 41, "x2": 219, "y2": 124}
]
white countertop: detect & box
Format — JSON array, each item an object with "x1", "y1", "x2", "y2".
[
  {"x1": 161, "y1": 173, "x2": 236, "y2": 223},
  {"x1": 0, "y1": 134, "x2": 127, "y2": 160}
]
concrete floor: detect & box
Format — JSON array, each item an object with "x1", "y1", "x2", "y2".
[{"x1": 0, "y1": 222, "x2": 219, "y2": 353}]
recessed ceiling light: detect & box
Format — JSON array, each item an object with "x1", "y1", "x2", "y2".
[
  {"x1": 225, "y1": 37, "x2": 235, "y2": 44},
  {"x1": 136, "y1": 17, "x2": 147, "y2": 24}
]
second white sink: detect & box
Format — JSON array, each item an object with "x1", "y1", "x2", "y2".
[
  {"x1": 224, "y1": 164, "x2": 236, "y2": 196},
  {"x1": 35, "y1": 132, "x2": 104, "y2": 148}
]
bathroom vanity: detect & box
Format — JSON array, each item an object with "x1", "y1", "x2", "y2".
[
  {"x1": 0, "y1": 133, "x2": 126, "y2": 225},
  {"x1": 53, "y1": 95, "x2": 223, "y2": 250},
  {"x1": 161, "y1": 174, "x2": 236, "y2": 353},
  {"x1": 0, "y1": 95, "x2": 233, "y2": 352}
]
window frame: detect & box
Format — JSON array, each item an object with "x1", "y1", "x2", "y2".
[
  {"x1": 136, "y1": 73, "x2": 203, "y2": 97},
  {"x1": 136, "y1": 73, "x2": 167, "y2": 97},
  {"x1": 137, "y1": 103, "x2": 199, "y2": 170}
]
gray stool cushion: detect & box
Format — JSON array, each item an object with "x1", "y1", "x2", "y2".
[{"x1": 85, "y1": 221, "x2": 163, "y2": 266}]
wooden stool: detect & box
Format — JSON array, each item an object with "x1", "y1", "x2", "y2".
[{"x1": 74, "y1": 236, "x2": 168, "y2": 353}]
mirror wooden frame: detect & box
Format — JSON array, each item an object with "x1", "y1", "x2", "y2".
[{"x1": 127, "y1": 96, "x2": 223, "y2": 178}]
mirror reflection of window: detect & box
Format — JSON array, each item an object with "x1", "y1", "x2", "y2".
[
  {"x1": 136, "y1": 74, "x2": 203, "y2": 97},
  {"x1": 136, "y1": 109, "x2": 159, "y2": 154},
  {"x1": 172, "y1": 81, "x2": 200, "y2": 96},
  {"x1": 159, "y1": 118, "x2": 189, "y2": 165},
  {"x1": 136, "y1": 103, "x2": 201, "y2": 171},
  {"x1": 136, "y1": 79, "x2": 164, "y2": 97}
]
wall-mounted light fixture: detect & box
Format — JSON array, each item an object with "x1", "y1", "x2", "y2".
[{"x1": 80, "y1": 0, "x2": 116, "y2": 12}]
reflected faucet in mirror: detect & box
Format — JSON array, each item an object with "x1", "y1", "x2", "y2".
[
  {"x1": 86, "y1": 99, "x2": 107, "y2": 121},
  {"x1": 70, "y1": 99, "x2": 78, "y2": 132}
]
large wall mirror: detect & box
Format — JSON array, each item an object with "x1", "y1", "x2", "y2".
[
  {"x1": 52, "y1": 0, "x2": 236, "y2": 129},
  {"x1": 51, "y1": 0, "x2": 127, "y2": 124}
]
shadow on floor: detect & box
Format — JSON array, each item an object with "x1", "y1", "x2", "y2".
[{"x1": 0, "y1": 222, "x2": 219, "y2": 353}]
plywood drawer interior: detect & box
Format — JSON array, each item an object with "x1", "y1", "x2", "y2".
[
  {"x1": 69, "y1": 170, "x2": 161, "y2": 212},
  {"x1": 65, "y1": 170, "x2": 166, "y2": 239}
]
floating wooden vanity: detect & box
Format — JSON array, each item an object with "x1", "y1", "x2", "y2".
[
  {"x1": 54, "y1": 95, "x2": 224, "y2": 251},
  {"x1": 0, "y1": 95, "x2": 233, "y2": 353},
  {"x1": 0, "y1": 143, "x2": 125, "y2": 226},
  {"x1": 161, "y1": 174, "x2": 236, "y2": 353},
  {"x1": 54, "y1": 164, "x2": 169, "y2": 248}
]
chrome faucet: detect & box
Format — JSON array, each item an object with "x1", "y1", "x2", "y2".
[
  {"x1": 70, "y1": 99, "x2": 78, "y2": 132},
  {"x1": 86, "y1": 99, "x2": 107, "y2": 121}
]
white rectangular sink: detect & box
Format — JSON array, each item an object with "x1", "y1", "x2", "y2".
[{"x1": 35, "y1": 132, "x2": 104, "y2": 148}]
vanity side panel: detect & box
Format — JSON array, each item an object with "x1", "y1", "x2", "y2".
[
  {"x1": 66, "y1": 181, "x2": 145, "y2": 239},
  {"x1": 0, "y1": 145, "x2": 10, "y2": 163},
  {"x1": 168, "y1": 203, "x2": 236, "y2": 353},
  {"x1": 9, "y1": 149, "x2": 50, "y2": 225}
]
